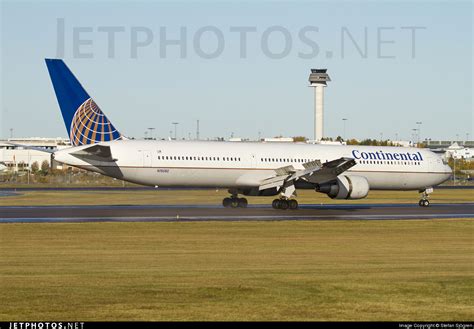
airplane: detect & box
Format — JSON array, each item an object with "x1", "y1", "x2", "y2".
[{"x1": 45, "y1": 59, "x2": 452, "y2": 209}]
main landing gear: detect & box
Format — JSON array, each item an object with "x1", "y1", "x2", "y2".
[
  {"x1": 272, "y1": 198, "x2": 298, "y2": 210},
  {"x1": 222, "y1": 193, "x2": 248, "y2": 208},
  {"x1": 418, "y1": 188, "x2": 433, "y2": 207},
  {"x1": 222, "y1": 187, "x2": 299, "y2": 210}
]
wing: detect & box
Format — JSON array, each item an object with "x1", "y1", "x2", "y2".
[{"x1": 259, "y1": 157, "x2": 356, "y2": 191}]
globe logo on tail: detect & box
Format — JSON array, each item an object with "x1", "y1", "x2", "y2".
[{"x1": 70, "y1": 98, "x2": 122, "y2": 146}]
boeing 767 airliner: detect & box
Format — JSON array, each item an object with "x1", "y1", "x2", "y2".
[{"x1": 45, "y1": 59, "x2": 452, "y2": 209}]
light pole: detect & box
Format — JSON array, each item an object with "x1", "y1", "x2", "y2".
[
  {"x1": 416, "y1": 121, "x2": 422, "y2": 144},
  {"x1": 196, "y1": 120, "x2": 200, "y2": 140},
  {"x1": 147, "y1": 127, "x2": 155, "y2": 140},
  {"x1": 27, "y1": 150, "x2": 30, "y2": 185},
  {"x1": 172, "y1": 122, "x2": 179, "y2": 140},
  {"x1": 412, "y1": 129, "x2": 417, "y2": 145},
  {"x1": 342, "y1": 118, "x2": 348, "y2": 141},
  {"x1": 453, "y1": 156, "x2": 456, "y2": 186}
]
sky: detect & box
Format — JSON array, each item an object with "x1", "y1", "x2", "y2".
[{"x1": 1, "y1": 0, "x2": 472, "y2": 142}]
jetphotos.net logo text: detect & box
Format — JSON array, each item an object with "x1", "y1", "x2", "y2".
[
  {"x1": 8, "y1": 323, "x2": 84, "y2": 329},
  {"x1": 56, "y1": 18, "x2": 426, "y2": 60}
]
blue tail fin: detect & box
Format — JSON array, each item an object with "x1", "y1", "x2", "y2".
[{"x1": 45, "y1": 59, "x2": 123, "y2": 146}]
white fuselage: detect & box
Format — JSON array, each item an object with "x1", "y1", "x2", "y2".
[{"x1": 54, "y1": 140, "x2": 452, "y2": 191}]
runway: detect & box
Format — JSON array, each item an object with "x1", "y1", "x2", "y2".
[{"x1": 0, "y1": 203, "x2": 473, "y2": 223}]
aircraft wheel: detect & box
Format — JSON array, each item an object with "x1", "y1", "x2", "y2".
[
  {"x1": 238, "y1": 198, "x2": 248, "y2": 208},
  {"x1": 289, "y1": 199, "x2": 298, "y2": 210},
  {"x1": 419, "y1": 199, "x2": 430, "y2": 207},
  {"x1": 230, "y1": 198, "x2": 240, "y2": 208},
  {"x1": 223, "y1": 197, "x2": 232, "y2": 208},
  {"x1": 272, "y1": 199, "x2": 280, "y2": 209},
  {"x1": 279, "y1": 199, "x2": 289, "y2": 210}
]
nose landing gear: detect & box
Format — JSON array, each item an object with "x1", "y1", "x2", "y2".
[
  {"x1": 418, "y1": 188, "x2": 433, "y2": 207},
  {"x1": 419, "y1": 199, "x2": 430, "y2": 207}
]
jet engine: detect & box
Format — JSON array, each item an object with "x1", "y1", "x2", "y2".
[{"x1": 316, "y1": 175, "x2": 369, "y2": 199}]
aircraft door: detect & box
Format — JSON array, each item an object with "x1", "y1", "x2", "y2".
[
  {"x1": 143, "y1": 150, "x2": 152, "y2": 167},
  {"x1": 251, "y1": 154, "x2": 257, "y2": 168}
]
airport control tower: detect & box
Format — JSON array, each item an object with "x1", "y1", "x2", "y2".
[{"x1": 308, "y1": 69, "x2": 331, "y2": 141}]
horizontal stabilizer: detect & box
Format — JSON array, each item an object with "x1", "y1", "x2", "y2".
[
  {"x1": 5, "y1": 142, "x2": 54, "y2": 154},
  {"x1": 70, "y1": 144, "x2": 116, "y2": 162}
]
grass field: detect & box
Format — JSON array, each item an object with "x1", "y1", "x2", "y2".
[
  {"x1": 1, "y1": 219, "x2": 473, "y2": 321},
  {"x1": 1, "y1": 188, "x2": 473, "y2": 206},
  {"x1": 1, "y1": 189, "x2": 473, "y2": 321}
]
